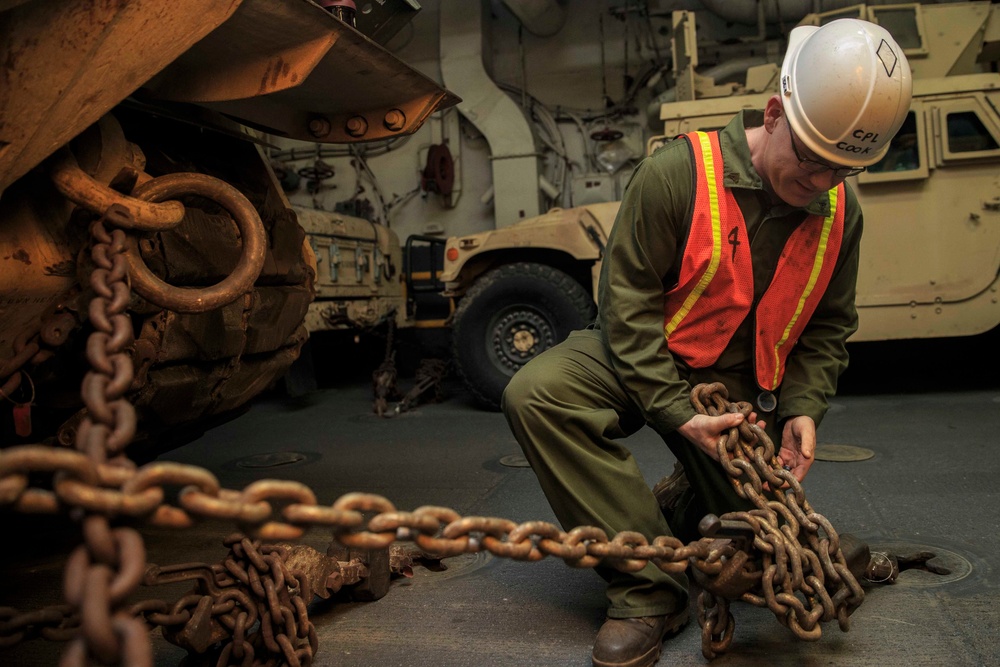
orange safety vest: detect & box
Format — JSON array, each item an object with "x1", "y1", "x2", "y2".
[{"x1": 663, "y1": 131, "x2": 845, "y2": 390}]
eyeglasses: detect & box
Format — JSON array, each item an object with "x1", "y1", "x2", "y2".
[{"x1": 786, "y1": 117, "x2": 866, "y2": 178}]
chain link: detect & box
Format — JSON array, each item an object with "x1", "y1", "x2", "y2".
[
  {"x1": 125, "y1": 173, "x2": 268, "y2": 313},
  {"x1": 48, "y1": 148, "x2": 185, "y2": 231},
  {"x1": 55, "y1": 206, "x2": 152, "y2": 667},
  {"x1": 0, "y1": 605, "x2": 79, "y2": 646}
]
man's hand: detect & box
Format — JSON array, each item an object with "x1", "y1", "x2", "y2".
[
  {"x1": 678, "y1": 413, "x2": 749, "y2": 460},
  {"x1": 778, "y1": 415, "x2": 816, "y2": 482}
]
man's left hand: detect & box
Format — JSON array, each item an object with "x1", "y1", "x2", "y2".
[{"x1": 777, "y1": 415, "x2": 816, "y2": 482}]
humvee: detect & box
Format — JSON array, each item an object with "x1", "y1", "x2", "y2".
[{"x1": 439, "y1": 1, "x2": 1000, "y2": 409}]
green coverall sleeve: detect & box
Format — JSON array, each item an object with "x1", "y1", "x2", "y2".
[
  {"x1": 597, "y1": 145, "x2": 699, "y2": 434},
  {"x1": 776, "y1": 187, "x2": 864, "y2": 428}
]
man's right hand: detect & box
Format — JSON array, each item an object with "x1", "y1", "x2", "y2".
[{"x1": 677, "y1": 412, "x2": 749, "y2": 460}]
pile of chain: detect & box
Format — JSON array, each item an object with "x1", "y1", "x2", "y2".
[
  {"x1": 135, "y1": 536, "x2": 317, "y2": 667},
  {"x1": 689, "y1": 382, "x2": 865, "y2": 657}
]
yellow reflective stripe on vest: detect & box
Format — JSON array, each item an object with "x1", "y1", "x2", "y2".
[
  {"x1": 664, "y1": 132, "x2": 722, "y2": 338},
  {"x1": 769, "y1": 187, "x2": 839, "y2": 387}
]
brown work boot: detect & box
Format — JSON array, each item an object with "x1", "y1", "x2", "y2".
[
  {"x1": 652, "y1": 462, "x2": 690, "y2": 515},
  {"x1": 591, "y1": 609, "x2": 689, "y2": 667}
]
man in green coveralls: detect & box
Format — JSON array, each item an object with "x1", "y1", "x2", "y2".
[{"x1": 502, "y1": 19, "x2": 913, "y2": 667}]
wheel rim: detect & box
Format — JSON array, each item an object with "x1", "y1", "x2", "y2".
[{"x1": 487, "y1": 305, "x2": 556, "y2": 375}]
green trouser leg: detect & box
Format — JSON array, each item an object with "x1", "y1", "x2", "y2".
[
  {"x1": 502, "y1": 329, "x2": 757, "y2": 618},
  {"x1": 502, "y1": 330, "x2": 685, "y2": 619}
]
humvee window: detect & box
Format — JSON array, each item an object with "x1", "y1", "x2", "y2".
[
  {"x1": 870, "y1": 7, "x2": 925, "y2": 52},
  {"x1": 868, "y1": 112, "x2": 920, "y2": 173},
  {"x1": 818, "y1": 8, "x2": 863, "y2": 25},
  {"x1": 946, "y1": 111, "x2": 999, "y2": 153}
]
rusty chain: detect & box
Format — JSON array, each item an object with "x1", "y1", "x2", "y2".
[
  {"x1": 132, "y1": 537, "x2": 318, "y2": 667},
  {"x1": 394, "y1": 358, "x2": 448, "y2": 415},
  {"x1": 1, "y1": 164, "x2": 316, "y2": 666},
  {"x1": 0, "y1": 410, "x2": 860, "y2": 662},
  {"x1": 124, "y1": 174, "x2": 268, "y2": 313},
  {"x1": 0, "y1": 605, "x2": 79, "y2": 647},
  {"x1": 372, "y1": 318, "x2": 399, "y2": 417},
  {"x1": 371, "y1": 317, "x2": 448, "y2": 417},
  {"x1": 689, "y1": 382, "x2": 865, "y2": 657},
  {"x1": 47, "y1": 148, "x2": 185, "y2": 231},
  {"x1": 58, "y1": 204, "x2": 151, "y2": 667}
]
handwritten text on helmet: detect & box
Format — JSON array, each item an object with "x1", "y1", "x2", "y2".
[{"x1": 836, "y1": 129, "x2": 880, "y2": 154}]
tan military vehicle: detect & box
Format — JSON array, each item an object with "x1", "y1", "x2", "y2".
[
  {"x1": 296, "y1": 206, "x2": 411, "y2": 334},
  {"x1": 439, "y1": 1, "x2": 1000, "y2": 409},
  {"x1": 0, "y1": 0, "x2": 456, "y2": 446}
]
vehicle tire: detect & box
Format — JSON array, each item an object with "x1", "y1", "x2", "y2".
[{"x1": 452, "y1": 262, "x2": 596, "y2": 410}]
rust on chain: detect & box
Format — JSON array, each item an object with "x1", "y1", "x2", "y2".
[
  {"x1": 58, "y1": 205, "x2": 152, "y2": 667},
  {"x1": 204, "y1": 537, "x2": 318, "y2": 665},
  {"x1": 123, "y1": 173, "x2": 268, "y2": 313},
  {"x1": 0, "y1": 440, "x2": 861, "y2": 663},
  {"x1": 688, "y1": 382, "x2": 865, "y2": 657},
  {"x1": 48, "y1": 148, "x2": 185, "y2": 230},
  {"x1": 0, "y1": 605, "x2": 80, "y2": 646}
]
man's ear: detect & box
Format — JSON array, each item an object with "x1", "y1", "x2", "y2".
[{"x1": 763, "y1": 95, "x2": 783, "y2": 134}]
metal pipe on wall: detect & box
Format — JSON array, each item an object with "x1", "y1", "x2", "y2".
[{"x1": 440, "y1": 0, "x2": 542, "y2": 227}]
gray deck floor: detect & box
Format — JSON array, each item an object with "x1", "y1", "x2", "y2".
[{"x1": 2, "y1": 334, "x2": 998, "y2": 666}]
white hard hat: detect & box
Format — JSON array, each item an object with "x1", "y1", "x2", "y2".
[{"x1": 780, "y1": 18, "x2": 912, "y2": 167}]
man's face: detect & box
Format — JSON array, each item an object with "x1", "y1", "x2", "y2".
[{"x1": 770, "y1": 115, "x2": 860, "y2": 207}]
